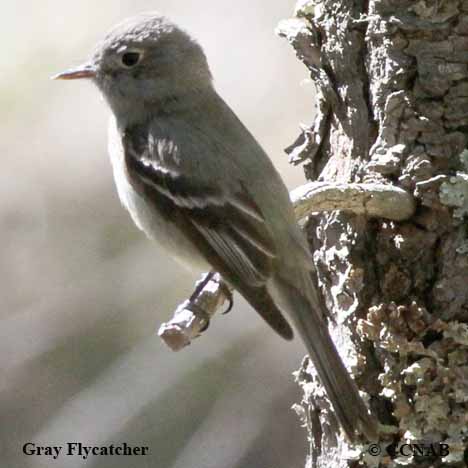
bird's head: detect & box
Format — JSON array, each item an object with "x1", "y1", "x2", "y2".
[{"x1": 53, "y1": 12, "x2": 213, "y2": 121}]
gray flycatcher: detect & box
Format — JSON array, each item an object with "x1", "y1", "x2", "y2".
[{"x1": 53, "y1": 12, "x2": 377, "y2": 442}]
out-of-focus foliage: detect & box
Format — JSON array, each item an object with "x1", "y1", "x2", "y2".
[{"x1": 0, "y1": 1, "x2": 314, "y2": 467}]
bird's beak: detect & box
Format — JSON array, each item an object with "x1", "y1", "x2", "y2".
[{"x1": 51, "y1": 62, "x2": 97, "y2": 80}]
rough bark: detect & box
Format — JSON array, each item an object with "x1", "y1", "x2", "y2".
[{"x1": 278, "y1": 0, "x2": 468, "y2": 467}]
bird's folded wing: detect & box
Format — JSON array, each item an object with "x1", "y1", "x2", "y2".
[{"x1": 123, "y1": 134, "x2": 293, "y2": 339}]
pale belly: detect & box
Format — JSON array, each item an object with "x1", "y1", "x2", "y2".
[{"x1": 107, "y1": 118, "x2": 210, "y2": 273}]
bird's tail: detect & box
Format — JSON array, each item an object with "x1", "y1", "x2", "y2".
[{"x1": 273, "y1": 275, "x2": 378, "y2": 443}]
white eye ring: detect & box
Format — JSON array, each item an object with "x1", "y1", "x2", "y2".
[{"x1": 120, "y1": 49, "x2": 144, "y2": 68}]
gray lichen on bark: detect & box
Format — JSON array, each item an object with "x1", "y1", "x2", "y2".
[{"x1": 279, "y1": 0, "x2": 468, "y2": 466}]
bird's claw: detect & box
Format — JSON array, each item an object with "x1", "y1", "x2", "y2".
[{"x1": 219, "y1": 283, "x2": 234, "y2": 314}]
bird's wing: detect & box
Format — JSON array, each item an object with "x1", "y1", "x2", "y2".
[{"x1": 122, "y1": 130, "x2": 294, "y2": 339}]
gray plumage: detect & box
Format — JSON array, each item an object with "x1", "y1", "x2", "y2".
[{"x1": 55, "y1": 12, "x2": 378, "y2": 442}]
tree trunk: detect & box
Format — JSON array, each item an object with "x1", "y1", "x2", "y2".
[{"x1": 278, "y1": 0, "x2": 468, "y2": 466}]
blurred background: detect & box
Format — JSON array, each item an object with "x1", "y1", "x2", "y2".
[{"x1": 1, "y1": 1, "x2": 315, "y2": 467}]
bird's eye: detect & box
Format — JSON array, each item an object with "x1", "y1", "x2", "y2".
[{"x1": 121, "y1": 51, "x2": 142, "y2": 68}]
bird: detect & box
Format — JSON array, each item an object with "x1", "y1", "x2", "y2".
[{"x1": 53, "y1": 12, "x2": 377, "y2": 442}]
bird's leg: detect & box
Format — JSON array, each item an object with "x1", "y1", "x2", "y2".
[
  {"x1": 189, "y1": 271, "x2": 216, "y2": 302},
  {"x1": 190, "y1": 272, "x2": 233, "y2": 317}
]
